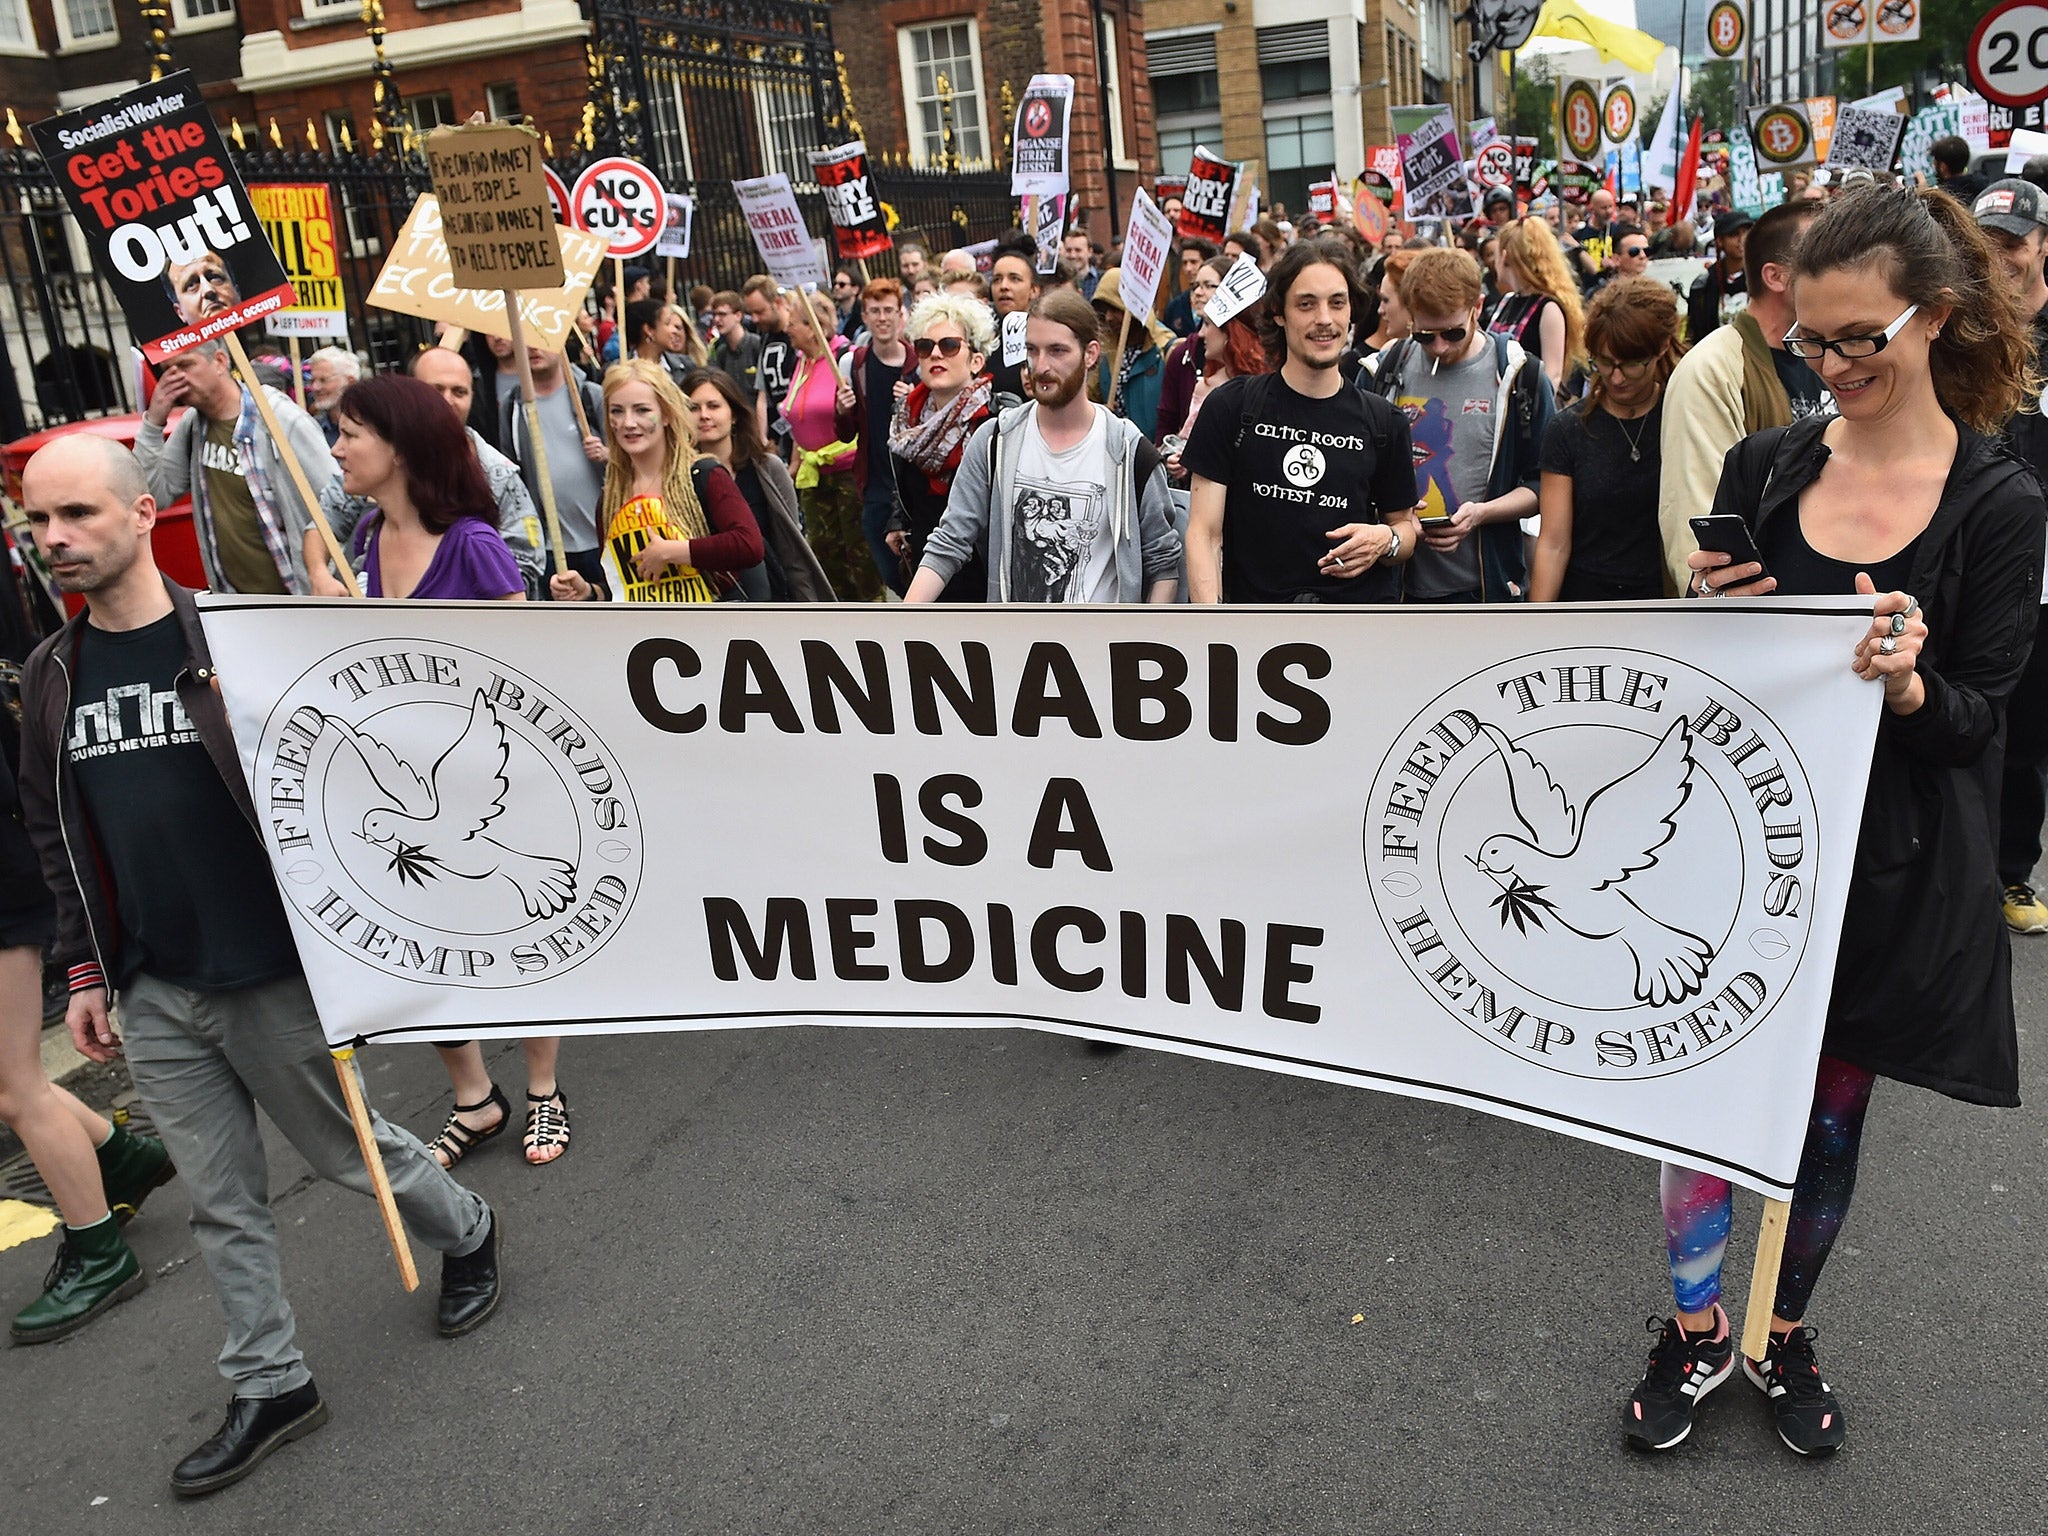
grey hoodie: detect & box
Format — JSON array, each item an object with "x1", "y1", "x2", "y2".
[{"x1": 919, "y1": 402, "x2": 1182, "y2": 602}]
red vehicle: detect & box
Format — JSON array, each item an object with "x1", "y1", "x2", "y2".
[{"x1": 2, "y1": 414, "x2": 207, "y2": 615}]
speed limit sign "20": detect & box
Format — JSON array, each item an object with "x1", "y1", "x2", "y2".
[{"x1": 1971, "y1": 0, "x2": 2048, "y2": 110}]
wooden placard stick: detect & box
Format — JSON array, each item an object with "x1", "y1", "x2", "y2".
[
  {"x1": 664, "y1": 254, "x2": 677, "y2": 304},
  {"x1": 1740, "y1": 1197, "x2": 1792, "y2": 1362},
  {"x1": 1104, "y1": 317, "x2": 1131, "y2": 414},
  {"x1": 504, "y1": 295, "x2": 569, "y2": 577},
  {"x1": 563, "y1": 354, "x2": 595, "y2": 440},
  {"x1": 222, "y1": 331, "x2": 360, "y2": 599},
  {"x1": 287, "y1": 335, "x2": 304, "y2": 408},
  {"x1": 439, "y1": 326, "x2": 467, "y2": 351},
  {"x1": 331, "y1": 1048, "x2": 419, "y2": 1291}
]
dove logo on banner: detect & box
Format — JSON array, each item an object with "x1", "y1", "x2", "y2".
[
  {"x1": 254, "y1": 641, "x2": 643, "y2": 989},
  {"x1": 1364, "y1": 649, "x2": 1815, "y2": 1080}
]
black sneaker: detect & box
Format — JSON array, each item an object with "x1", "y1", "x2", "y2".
[
  {"x1": 1743, "y1": 1324, "x2": 1846, "y2": 1456},
  {"x1": 1624, "y1": 1309, "x2": 1734, "y2": 1451}
]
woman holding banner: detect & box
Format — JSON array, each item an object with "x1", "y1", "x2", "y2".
[
  {"x1": 779, "y1": 288, "x2": 878, "y2": 602},
  {"x1": 550, "y1": 359, "x2": 764, "y2": 608},
  {"x1": 327, "y1": 374, "x2": 579, "y2": 1169},
  {"x1": 1629, "y1": 185, "x2": 2043, "y2": 1459},
  {"x1": 884, "y1": 293, "x2": 995, "y2": 599}
]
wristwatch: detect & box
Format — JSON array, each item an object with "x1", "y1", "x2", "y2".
[{"x1": 1385, "y1": 527, "x2": 1403, "y2": 562}]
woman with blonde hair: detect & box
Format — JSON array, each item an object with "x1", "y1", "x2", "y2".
[
  {"x1": 884, "y1": 290, "x2": 996, "y2": 597},
  {"x1": 778, "y1": 286, "x2": 878, "y2": 599},
  {"x1": 550, "y1": 358, "x2": 764, "y2": 606},
  {"x1": 1489, "y1": 216, "x2": 1586, "y2": 392}
]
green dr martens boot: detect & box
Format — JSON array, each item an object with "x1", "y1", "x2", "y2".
[
  {"x1": 96, "y1": 1120, "x2": 175, "y2": 1222},
  {"x1": 10, "y1": 1217, "x2": 144, "y2": 1343}
]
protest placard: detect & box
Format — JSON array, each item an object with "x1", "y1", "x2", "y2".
[
  {"x1": 1393, "y1": 105, "x2": 1471, "y2": 220},
  {"x1": 1204, "y1": 252, "x2": 1265, "y2": 326},
  {"x1": 198, "y1": 598, "x2": 1885, "y2": 1213},
  {"x1": 1750, "y1": 101, "x2": 1820, "y2": 172},
  {"x1": 367, "y1": 195, "x2": 607, "y2": 351},
  {"x1": 1103, "y1": 187, "x2": 1175, "y2": 411},
  {"x1": 1825, "y1": 105, "x2": 1909, "y2": 171},
  {"x1": 1307, "y1": 179, "x2": 1337, "y2": 222},
  {"x1": 655, "y1": 193, "x2": 694, "y2": 259},
  {"x1": 1011, "y1": 74, "x2": 1075, "y2": 197},
  {"x1": 30, "y1": 72, "x2": 294, "y2": 363},
  {"x1": 248, "y1": 183, "x2": 346, "y2": 339},
  {"x1": 1178, "y1": 145, "x2": 1236, "y2": 243},
  {"x1": 734, "y1": 173, "x2": 829, "y2": 289},
  {"x1": 421, "y1": 122, "x2": 563, "y2": 290},
  {"x1": 808, "y1": 142, "x2": 892, "y2": 262},
  {"x1": 1024, "y1": 192, "x2": 1066, "y2": 274}
]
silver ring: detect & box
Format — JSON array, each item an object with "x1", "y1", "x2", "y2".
[
  {"x1": 1889, "y1": 612, "x2": 1908, "y2": 636},
  {"x1": 1879, "y1": 635, "x2": 1898, "y2": 655}
]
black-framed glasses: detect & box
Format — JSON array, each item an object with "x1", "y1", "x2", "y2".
[
  {"x1": 914, "y1": 335, "x2": 969, "y2": 358},
  {"x1": 1412, "y1": 324, "x2": 1470, "y2": 346},
  {"x1": 1782, "y1": 303, "x2": 1920, "y2": 360},
  {"x1": 1589, "y1": 355, "x2": 1655, "y2": 377}
]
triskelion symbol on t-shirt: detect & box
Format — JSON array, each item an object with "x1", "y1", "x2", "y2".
[
  {"x1": 1011, "y1": 478, "x2": 1103, "y2": 603},
  {"x1": 1282, "y1": 444, "x2": 1327, "y2": 488}
]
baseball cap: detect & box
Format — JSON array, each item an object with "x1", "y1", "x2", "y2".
[
  {"x1": 1973, "y1": 178, "x2": 2048, "y2": 238},
  {"x1": 1712, "y1": 211, "x2": 1754, "y2": 241}
]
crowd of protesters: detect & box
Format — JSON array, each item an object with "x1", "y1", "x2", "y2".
[{"x1": 3, "y1": 148, "x2": 2048, "y2": 1494}]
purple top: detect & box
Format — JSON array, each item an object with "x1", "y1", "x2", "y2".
[{"x1": 362, "y1": 515, "x2": 523, "y2": 600}]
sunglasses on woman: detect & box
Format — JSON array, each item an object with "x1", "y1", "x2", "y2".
[
  {"x1": 914, "y1": 336, "x2": 969, "y2": 358},
  {"x1": 1781, "y1": 303, "x2": 1919, "y2": 361}
]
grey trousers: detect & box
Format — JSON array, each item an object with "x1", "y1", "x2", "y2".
[{"x1": 119, "y1": 970, "x2": 490, "y2": 1398}]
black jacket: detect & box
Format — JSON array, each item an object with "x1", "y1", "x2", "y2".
[
  {"x1": 1711, "y1": 415, "x2": 2046, "y2": 1104},
  {"x1": 18, "y1": 579, "x2": 255, "y2": 996}
]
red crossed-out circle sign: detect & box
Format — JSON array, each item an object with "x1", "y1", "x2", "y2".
[
  {"x1": 1970, "y1": 0, "x2": 2048, "y2": 109},
  {"x1": 544, "y1": 167, "x2": 571, "y2": 231},
  {"x1": 1023, "y1": 98, "x2": 1053, "y2": 137},
  {"x1": 571, "y1": 157, "x2": 665, "y2": 258},
  {"x1": 1475, "y1": 141, "x2": 1515, "y2": 188}
]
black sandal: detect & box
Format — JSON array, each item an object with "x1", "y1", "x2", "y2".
[
  {"x1": 429, "y1": 1083, "x2": 511, "y2": 1169},
  {"x1": 523, "y1": 1087, "x2": 570, "y2": 1165}
]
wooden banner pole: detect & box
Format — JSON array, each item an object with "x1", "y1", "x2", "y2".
[
  {"x1": 1740, "y1": 1197, "x2": 1792, "y2": 1362},
  {"x1": 504, "y1": 295, "x2": 569, "y2": 578},
  {"x1": 664, "y1": 255, "x2": 677, "y2": 303},
  {"x1": 287, "y1": 335, "x2": 304, "y2": 408},
  {"x1": 331, "y1": 1049, "x2": 419, "y2": 1292},
  {"x1": 438, "y1": 326, "x2": 467, "y2": 351},
  {"x1": 1104, "y1": 319, "x2": 1130, "y2": 414},
  {"x1": 222, "y1": 332, "x2": 360, "y2": 599},
  {"x1": 563, "y1": 354, "x2": 595, "y2": 441}
]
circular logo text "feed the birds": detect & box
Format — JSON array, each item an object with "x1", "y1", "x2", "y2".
[
  {"x1": 256, "y1": 641, "x2": 642, "y2": 988},
  {"x1": 1362, "y1": 649, "x2": 1814, "y2": 1080}
]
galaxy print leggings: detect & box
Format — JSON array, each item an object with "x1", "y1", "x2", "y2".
[{"x1": 1661, "y1": 1055, "x2": 1878, "y2": 1320}]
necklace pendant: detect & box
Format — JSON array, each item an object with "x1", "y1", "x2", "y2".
[{"x1": 1630, "y1": 446, "x2": 1640, "y2": 461}]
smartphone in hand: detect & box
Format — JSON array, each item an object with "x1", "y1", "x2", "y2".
[{"x1": 1688, "y1": 515, "x2": 1770, "y2": 584}]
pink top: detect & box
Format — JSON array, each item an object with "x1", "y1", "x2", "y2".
[{"x1": 783, "y1": 341, "x2": 849, "y2": 455}]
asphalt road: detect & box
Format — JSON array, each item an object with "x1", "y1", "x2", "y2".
[{"x1": 5, "y1": 949, "x2": 2044, "y2": 1535}]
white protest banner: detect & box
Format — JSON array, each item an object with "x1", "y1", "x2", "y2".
[
  {"x1": 1204, "y1": 253, "x2": 1265, "y2": 327},
  {"x1": 733, "y1": 173, "x2": 829, "y2": 289},
  {"x1": 198, "y1": 600, "x2": 1884, "y2": 1201},
  {"x1": 656, "y1": 193, "x2": 694, "y2": 259},
  {"x1": 571, "y1": 156, "x2": 664, "y2": 260},
  {"x1": 1024, "y1": 192, "x2": 1065, "y2": 274},
  {"x1": 1011, "y1": 74, "x2": 1075, "y2": 197},
  {"x1": 1117, "y1": 187, "x2": 1175, "y2": 324},
  {"x1": 367, "y1": 195, "x2": 608, "y2": 350}
]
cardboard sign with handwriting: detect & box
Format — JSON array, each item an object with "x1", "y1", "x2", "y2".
[{"x1": 421, "y1": 123, "x2": 564, "y2": 289}]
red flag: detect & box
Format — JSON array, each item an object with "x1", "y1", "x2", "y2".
[
  {"x1": 1603, "y1": 158, "x2": 1619, "y2": 201},
  {"x1": 1672, "y1": 117, "x2": 1704, "y2": 227}
]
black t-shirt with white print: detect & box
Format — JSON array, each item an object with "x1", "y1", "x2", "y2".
[
  {"x1": 66, "y1": 613, "x2": 299, "y2": 990},
  {"x1": 1182, "y1": 372, "x2": 1418, "y2": 602}
]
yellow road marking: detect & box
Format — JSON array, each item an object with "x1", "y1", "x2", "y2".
[{"x1": 0, "y1": 1198, "x2": 62, "y2": 1253}]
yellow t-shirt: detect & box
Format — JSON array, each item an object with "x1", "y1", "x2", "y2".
[{"x1": 600, "y1": 494, "x2": 717, "y2": 604}]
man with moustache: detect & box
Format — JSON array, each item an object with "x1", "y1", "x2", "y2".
[
  {"x1": 905, "y1": 288, "x2": 1180, "y2": 603},
  {"x1": 1184, "y1": 241, "x2": 1420, "y2": 605}
]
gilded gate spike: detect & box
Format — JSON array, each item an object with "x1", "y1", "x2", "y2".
[
  {"x1": 4, "y1": 108, "x2": 20, "y2": 147},
  {"x1": 268, "y1": 118, "x2": 284, "y2": 149},
  {"x1": 230, "y1": 118, "x2": 246, "y2": 150},
  {"x1": 306, "y1": 119, "x2": 319, "y2": 152}
]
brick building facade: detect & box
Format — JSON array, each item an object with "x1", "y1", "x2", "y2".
[{"x1": 832, "y1": 0, "x2": 1157, "y2": 246}]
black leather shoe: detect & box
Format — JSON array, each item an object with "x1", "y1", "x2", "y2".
[
  {"x1": 171, "y1": 1382, "x2": 327, "y2": 1497},
  {"x1": 438, "y1": 1208, "x2": 501, "y2": 1338}
]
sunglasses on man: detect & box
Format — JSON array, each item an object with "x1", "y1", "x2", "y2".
[{"x1": 1412, "y1": 324, "x2": 1471, "y2": 346}]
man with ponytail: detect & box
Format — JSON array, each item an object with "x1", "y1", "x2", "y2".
[
  {"x1": 1972, "y1": 179, "x2": 2048, "y2": 933},
  {"x1": 1625, "y1": 184, "x2": 2043, "y2": 1459}
]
